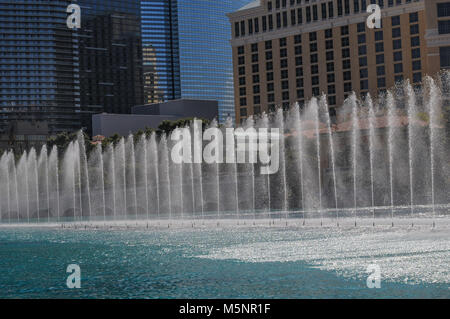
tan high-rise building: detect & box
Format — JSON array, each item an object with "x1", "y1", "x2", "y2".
[{"x1": 228, "y1": 0, "x2": 450, "y2": 123}]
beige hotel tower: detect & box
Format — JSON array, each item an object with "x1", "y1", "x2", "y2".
[{"x1": 228, "y1": 0, "x2": 450, "y2": 123}]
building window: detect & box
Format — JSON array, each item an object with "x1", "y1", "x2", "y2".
[
  {"x1": 296, "y1": 56, "x2": 303, "y2": 66},
  {"x1": 341, "y1": 25, "x2": 349, "y2": 35},
  {"x1": 311, "y1": 65, "x2": 319, "y2": 74},
  {"x1": 438, "y1": 20, "x2": 450, "y2": 34},
  {"x1": 391, "y1": 16, "x2": 400, "y2": 26},
  {"x1": 440, "y1": 46, "x2": 450, "y2": 68},
  {"x1": 344, "y1": 82, "x2": 352, "y2": 92},
  {"x1": 360, "y1": 80, "x2": 369, "y2": 90},
  {"x1": 240, "y1": 98, "x2": 247, "y2": 106},
  {"x1": 413, "y1": 72, "x2": 422, "y2": 83},
  {"x1": 410, "y1": 24, "x2": 419, "y2": 35},
  {"x1": 327, "y1": 73, "x2": 335, "y2": 83},
  {"x1": 392, "y1": 28, "x2": 401, "y2": 38},
  {"x1": 296, "y1": 78, "x2": 304, "y2": 88},
  {"x1": 294, "y1": 34, "x2": 302, "y2": 44},
  {"x1": 360, "y1": 69, "x2": 368, "y2": 78},
  {"x1": 251, "y1": 43, "x2": 258, "y2": 52},
  {"x1": 411, "y1": 36, "x2": 420, "y2": 47},
  {"x1": 238, "y1": 66, "x2": 245, "y2": 75},
  {"x1": 394, "y1": 63, "x2": 403, "y2": 73},
  {"x1": 343, "y1": 59, "x2": 351, "y2": 69},
  {"x1": 343, "y1": 71, "x2": 351, "y2": 81},
  {"x1": 280, "y1": 48, "x2": 288, "y2": 57},
  {"x1": 393, "y1": 75, "x2": 403, "y2": 84},
  {"x1": 357, "y1": 22, "x2": 365, "y2": 33},
  {"x1": 326, "y1": 40, "x2": 334, "y2": 50},
  {"x1": 412, "y1": 60, "x2": 421, "y2": 71},
  {"x1": 328, "y1": 96, "x2": 336, "y2": 105},
  {"x1": 266, "y1": 62, "x2": 273, "y2": 70},
  {"x1": 437, "y1": 3, "x2": 450, "y2": 17},
  {"x1": 326, "y1": 51, "x2": 334, "y2": 61},
  {"x1": 238, "y1": 46, "x2": 244, "y2": 55},
  {"x1": 281, "y1": 69, "x2": 289, "y2": 79},
  {"x1": 377, "y1": 54, "x2": 385, "y2": 64},
  {"x1": 325, "y1": 28, "x2": 333, "y2": 38},
  {"x1": 265, "y1": 40, "x2": 272, "y2": 50},
  {"x1": 412, "y1": 48, "x2": 421, "y2": 59},
  {"x1": 358, "y1": 34, "x2": 366, "y2": 44},
  {"x1": 375, "y1": 31, "x2": 383, "y2": 41},
  {"x1": 409, "y1": 12, "x2": 419, "y2": 23},
  {"x1": 359, "y1": 45, "x2": 367, "y2": 55},
  {"x1": 342, "y1": 48, "x2": 350, "y2": 58},
  {"x1": 377, "y1": 66, "x2": 385, "y2": 76},
  {"x1": 310, "y1": 54, "x2": 318, "y2": 63},
  {"x1": 267, "y1": 83, "x2": 274, "y2": 92},
  {"x1": 240, "y1": 108, "x2": 247, "y2": 116},
  {"x1": 393, "y1": 39, "x2": 402, "y2": 50},
  {"x1": 311, "y1": 76, "x2": 319, "y2": 86},
  {"x1": 280, "y1": 59, "x2": 288, "y2": 68},
  {"x1": 280, "y1": 37, "x2": 287, "y2": 47},
  {"x1": 239, "y1": 87, "x2": 246, "y2": 96},
  {"x1": 377, "y1": 77, "x2": 386, "y2": 88},
  {"x1": 327, "y1": 62, "x2": 334, "y2": 72},
  {"x1": 309, "y1": 32, "x2": 317, "y2": 42},
  {"x1": 341, "y1": 37, "x2": 350, "y2": 47},
  {"x1": 328, "y1": 85, "x2": 336, "y2": 94},
  {"x1": 375, "y1": 42, "x2": 384, "y2": 52},
  {"x1": 359, "y1": 57, "x2": 368, "y2": 67}
]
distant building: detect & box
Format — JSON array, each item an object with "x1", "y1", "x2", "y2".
[
  {"x1": 0, "y1": 121, "x2": 48, "y2": 154},
  {"x1": 228, "y1": 0, "x2": 450, "y2": 123},
  {"x1": 92, "y1": 99, "x2": 219, "y2": 137},
  {"x1": 141, "y1": 0, "x2": 251, "y2": 122},
  {"x1": 0, "y1": 0, "x2": 144, "y2": 143}
]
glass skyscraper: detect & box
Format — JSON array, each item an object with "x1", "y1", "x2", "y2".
[
  {"x1": 0, "y1": 0, "x2": 143, "y2": 146},
  {"x1": 0, "y1": 0, "x2": 80, "y2": 143},
  {"x1": 141, "y1": 0, "x2": 250, "y2": 122}
]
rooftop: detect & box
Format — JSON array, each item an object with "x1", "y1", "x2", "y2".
[{"x1": 238, "y1": 0, "x2": 260, "y2": 11}]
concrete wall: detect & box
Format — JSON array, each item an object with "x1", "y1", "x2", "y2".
[
  {"x1": 92, "y1": 114, "x2": 180, "y2": 137},
  {"x1": 93, "y1": 99, "x2": 219, "y2": 137},
  {"x1": 132, "y1": 99, "x2": 218, "y2": 120}
]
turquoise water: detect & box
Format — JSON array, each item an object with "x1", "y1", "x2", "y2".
[{"x1": 0, "y1": 226, "x2": 448, "y2": 298}]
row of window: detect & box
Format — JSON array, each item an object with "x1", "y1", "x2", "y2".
[
  {"x1": 234, "y1": 0, "x2": 419, "y2": 38},
  {"x1": 236, "y1": 11, "x2": 424, "y2": 117}
]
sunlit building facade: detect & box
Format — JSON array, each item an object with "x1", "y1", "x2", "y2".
[{"x1": 228, "y1": 0, "x2": 450, "y2": 123}]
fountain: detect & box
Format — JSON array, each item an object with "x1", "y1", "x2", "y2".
[{"x1": 0, "y1": 76, "x2": 448, "y2": 226}]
